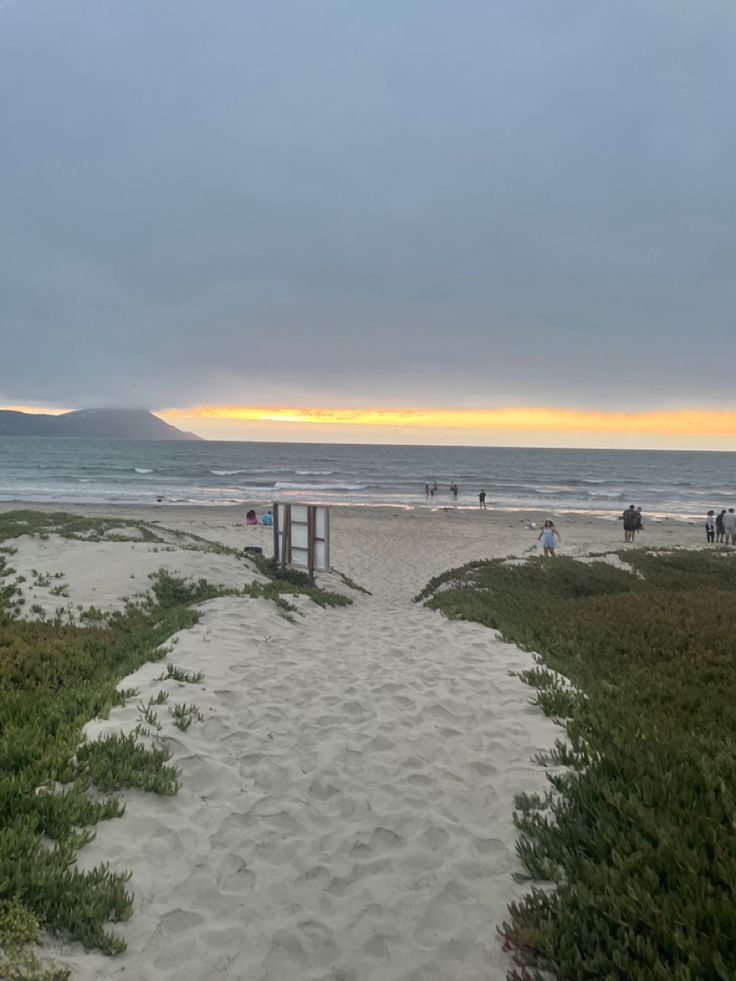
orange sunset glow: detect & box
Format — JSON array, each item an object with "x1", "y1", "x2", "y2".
[
  {"x1": 161, "y1": 405, "x2": 736, "y2": 438},
  {"x1": 0, "y1": 405, "x2": 70, "y2": 415}
]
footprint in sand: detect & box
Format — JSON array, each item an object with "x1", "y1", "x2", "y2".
[
  {"x1": 350, "y1": 827, "x2": 404, "y2": 858},
  {"x1": 216, "y1": 856, "x2": 255, "y2": 894},
  {"x1": 417, "y1": 825, "x2": 450, "y2": 850},
  {"x1": 469, "y1": 760, "x2": 498, "y2": 777},
  {"x1": 308, "y1": 778, "x2": 340, "y2": 801},
  {"x1": 374, "y1": 682, "x2": 404, "y2": 694}
]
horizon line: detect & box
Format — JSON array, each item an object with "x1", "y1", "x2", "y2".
[{"x1": 4, "y1": 403, "x2": 736, "y2": 447}]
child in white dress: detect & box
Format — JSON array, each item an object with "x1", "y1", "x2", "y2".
[{"x1": 538, "y1": 520, "x2": 561, "y2": 557}]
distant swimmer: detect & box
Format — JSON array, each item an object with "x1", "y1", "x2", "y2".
[
  {"x1": 432, "y1": 481, "x2": 438, "y2": 492},
  {"x1": 479, "y1": 489, "x2": 486, "y2": 509},
  {"x1": 450, "y1": 482, "x2": 459, "y2": 499},
  {"x1": 425, "y1": 483, "x2": 430, "y2": 498}
]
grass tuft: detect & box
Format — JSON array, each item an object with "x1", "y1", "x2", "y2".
[
  {"x1": 168, "y1": 703, "x2": 205, "y2": 732},
  {"x1": 155, "y1": 664, "x2": 204, "y2": 684}
]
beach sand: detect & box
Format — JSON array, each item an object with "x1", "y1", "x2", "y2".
[{"x1": 3, "y1": 503, "x2": 698, "y2": 980}]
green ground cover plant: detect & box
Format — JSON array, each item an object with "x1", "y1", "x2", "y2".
[
  {"x1": 0, "y1": 512, "x2": 166, "y2": 545},
  {"x1": 0, "y1": 564, "x2": 224, "y2": 964},
  {"x1": 418, "y1": 549, "x2": 736, "y2": 980},
  {"x1": 0, "y1": 899, "x2": 70, "y2": 980},
  {"x1": 168, "y1": 703, "x2": 205, "y2": 732},
  {"x1": 155, "y1": 664, "x2": 204, "y2": 684},
  {"x1": 249, "y1": 555, "x2": 352, "y2": 610},
  {"x1": 0, "y1": 510, "x2": 352, "y2": 619},
  {"x1": 333, "y1": 569, "x2": 372, "y2": 595}
]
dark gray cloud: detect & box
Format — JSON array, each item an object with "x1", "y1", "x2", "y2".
[{"x1": 1, "y1": 0, "x2": 735, "y2": 410}]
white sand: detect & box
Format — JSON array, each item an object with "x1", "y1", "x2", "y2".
[{"x1": 3, "y1": 504, "x2": 697, "y2": 980}]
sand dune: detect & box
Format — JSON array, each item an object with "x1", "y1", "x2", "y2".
[{"x1": 2, "y1": 504, "x2": 690, "y2": 980}]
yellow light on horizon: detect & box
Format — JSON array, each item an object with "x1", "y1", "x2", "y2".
[
  {"x1": 0, "y1": 405, "x2": 70, "y2": 415},
  {"x1": 159, "y1": 404, "x2": 736, "y2": 437}
]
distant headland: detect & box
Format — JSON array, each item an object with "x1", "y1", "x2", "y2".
[{"x1": 0, "y1": 408, "x2": 202, "y2": 440}]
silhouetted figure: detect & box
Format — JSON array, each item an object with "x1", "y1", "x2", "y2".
[{"x1": 621, "y1": 505, "x2": 638, "y2": 543}]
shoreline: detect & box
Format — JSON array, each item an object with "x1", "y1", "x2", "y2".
[{"x1": 0, "y1": 497, "x2": 701, "y2": 524}]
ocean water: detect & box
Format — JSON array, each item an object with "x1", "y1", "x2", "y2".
[{"x1": 1, "y1": 438, "x2": 734, "y2": 520}]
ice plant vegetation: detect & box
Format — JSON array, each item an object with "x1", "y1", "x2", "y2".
[{"x1": 418, "y1": 548, "x2": 736, "y2": 980}]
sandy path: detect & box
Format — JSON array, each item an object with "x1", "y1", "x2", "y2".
[
  {"x1": 32, "y1": 504, "x2": 690, "y2": 979},
  {"x1": 67, "y1": 599, "x2": 554, "y2": 981},
  {"x1": 43, "y1": 517, "x2": 562, "y2": 980}
]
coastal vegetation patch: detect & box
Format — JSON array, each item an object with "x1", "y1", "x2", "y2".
[
  {"x1": 249, "y1": 554, "x2": 353, "y2": 611},
  {"x1": 0, "y1": 510, "x2": 354, "y2": 974},
  {"x1": 0, "y1": 561, "x2": 226, "y2": 968},
  {"x1": 0, "y1": 510, "x2": 353, "y2": 618},
  {"x1": 417, "y1": 549, "x2": 736, "y2": 980}
]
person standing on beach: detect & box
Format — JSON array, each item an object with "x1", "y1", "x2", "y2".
[
  {"x1": 425, "y1": 483, "x2": 430, "y2": 499},
  {"x1": 724, "y1": 508, "x2": 736, "y2": 545},
  {"x1": 716, "y1": 509, "x2": 726, "y2": 543},
  {"x1": 538, "y1": 520, "x2": 560, "y2": 556},
  {"x1": 621, "y1": 504, "x2": 638, "y2": 542},
  {"x1": 479, "y1": 489, "x2": 486, "y2": 509},
  {"x1": 635, "y1": 506, "x2": 643, "y2": 536},
  {"x1": 705, "y1": 510, "x2": 716, "y2": 543}
]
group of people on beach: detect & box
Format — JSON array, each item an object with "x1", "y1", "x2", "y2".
[
  {"x1": 705, "y1": 508, "x2": 736, "y2": 544},
  {"x1": 245, "y1": 508, "x2": 272, "y2": 527},
  {"x1": 424, "y1": 481, "x2": 459, "y2": 500}
]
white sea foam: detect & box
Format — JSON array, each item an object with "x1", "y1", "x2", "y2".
[
  {"x1": 274, "y1": 481, "x2": 367, "y2": 491},
  {"x1": 2, "y1": 440, "x2": 733, "y2": 520}
]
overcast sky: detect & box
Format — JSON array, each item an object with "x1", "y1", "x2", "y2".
[{"x1": 1, "y1": 0, "x2": 735, "y2": 420}]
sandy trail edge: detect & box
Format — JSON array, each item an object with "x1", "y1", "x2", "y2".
[{"x1": 4, "y1": 505, "x2": 693, "y2": 980}]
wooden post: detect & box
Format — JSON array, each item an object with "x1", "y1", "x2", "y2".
[
  {"x1": 307, "y1": 505, "x2": 316, "y2": 586},
  {"x1": 323, "y1": 507, "x2": 330, "y2": 572},
  {"x1": 281, "y1": 504, "x2": 292, "y2": 571},
  {"x1": 272, "y1": 502, "x2": 279, "y2": 562}
]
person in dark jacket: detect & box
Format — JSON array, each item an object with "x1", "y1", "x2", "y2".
[
  {"x1": 716, "y1": 509, "x2": 726, "y2": 543},
  {"x1": 621, "y1": 505, "x2": 637, "y2": 543}
]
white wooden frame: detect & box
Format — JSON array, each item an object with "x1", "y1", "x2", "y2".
[{"x1": 273, "y1": 502, "x2": 330, "y2": 583}]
